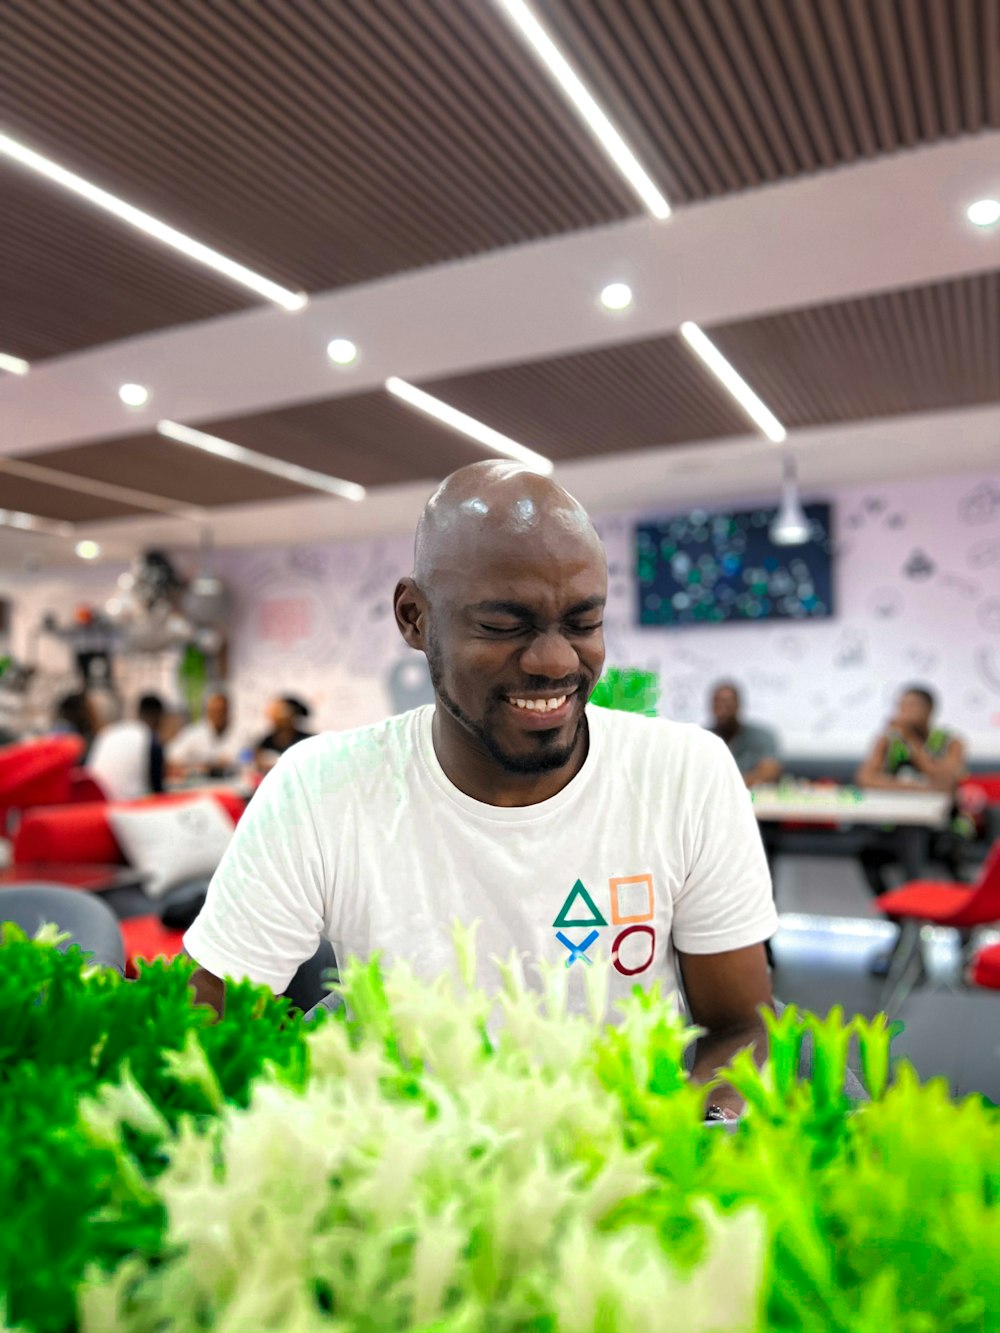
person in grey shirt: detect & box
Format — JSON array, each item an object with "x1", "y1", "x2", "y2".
[{"x1": 709, "y1": 682, "x2": 782, "y2": 788}]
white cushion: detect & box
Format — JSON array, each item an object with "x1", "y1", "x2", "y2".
[{"x1": 107, "y1": 797, "x2": 236, "y2": 900}]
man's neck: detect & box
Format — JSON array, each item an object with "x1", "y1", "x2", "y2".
[{"x1": 431, "y1": 709, "x2": 589, "y2": 807}]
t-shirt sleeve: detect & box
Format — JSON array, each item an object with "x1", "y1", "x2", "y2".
[
  {"x1": 670, "y1": 734, "x2": 778, "y2": 955},
  {"x1": 183, "y1": 752, "x2": 329, "y2": 993}
]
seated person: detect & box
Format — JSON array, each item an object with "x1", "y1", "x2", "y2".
[
  {"x1": 855, "y1": 685, "x2": 967, "y2": 896},
  {"x1": 51, "y1": 689, "x2": 98, "y2": 759},
  {"x1": 708, "y1": 682, "x2": 782, "y2": 788},
  {"x1": 185, "y1": 462, "x2": 777, "y2": 1120},
  {"x1": 168, "y1": 690, "x2": 236, "y2": 779},
  {"x1": 86, "y1": 693, "x2": 166, "y2": 802},
  {"x1": 254, "y1": 696, "x2": 312, "y2": 773}
]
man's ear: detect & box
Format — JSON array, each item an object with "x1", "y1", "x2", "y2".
[{"x1": 393, "y1": 578, "x2": 428, "y2": 649}]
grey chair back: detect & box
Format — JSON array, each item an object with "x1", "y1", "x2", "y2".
[{"x1": 1, "y1": 882, "x2": 126, "y2": 973}]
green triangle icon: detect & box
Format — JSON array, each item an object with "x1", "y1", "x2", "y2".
[{"x1": 553, "y1": 879, "x2": 608, "y2": 929}]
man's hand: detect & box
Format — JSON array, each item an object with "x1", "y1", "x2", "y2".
[
  {"x1": 182, "y1": 952, "x2": 225, "y2": 1018},
  {"x1": 676, "y1": 942, "x2": 773, "y2": 1116}
]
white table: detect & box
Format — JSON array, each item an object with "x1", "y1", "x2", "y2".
[{"x1": 751, "y1": 784, "x2": 951, "y2": 829}]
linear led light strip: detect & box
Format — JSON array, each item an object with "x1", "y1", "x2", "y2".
[
  {"x1": 679, "y1": 321, "x2": 787, "y2": 444},
  {"x1": 0, "y1": 352, "x2": 30, "y2": 375},
  {"x1": 157, "y1": 421, "x2": 366, "y2": 501},
  {"x1": 385, "y1": 377, "x2": 553, "y2": 475},
  {"x1": 0, "y1": 132, "x2": 307, "y2": 311},
  {"x1": 0, "y1": 507, "x2": 74, "y2": 538},
  {"x1": 496, "y1": 0, "x2": 670, "y2": 220},
  {"x1": 0, "y1": 455, "x2": 209, "y2": 521}
]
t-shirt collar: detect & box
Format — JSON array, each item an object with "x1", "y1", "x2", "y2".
[{"x1": 415, "y1": 703, "x2": 602, "y2": 823}]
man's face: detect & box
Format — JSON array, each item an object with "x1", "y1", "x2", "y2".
[
  {"x1": 422, "y1": 542, "x2": 607, "y2": 777},
  {"x1": 205, "y1": 694, "x2": 228, "y2": 733},
  {"x1": 897, "y1": 691, "x2": 932, "y2": 734},
  {"x1": 712, "y1": 687, "x2": 739, "y2": 728},
  {"x1": 268, "y1": 699, "x2": 294, "y2": 729}
]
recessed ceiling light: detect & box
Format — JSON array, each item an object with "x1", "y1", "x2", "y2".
[
  {"x1": 327, "y1": 338, "x2": 358, "y2": 365},
  {"x1": 680, "y1": 321, "x2": 787, "y2": 444},
  {"x1": 385, "y1": 377, "x2": 553, "y2": 474},
  {"x1": 156, "y1": 420, "x2": 366, "y2": 501},
  {"x1": 967, "y1": 198, "x2": 1000, "y2": 227},
  {"x1": 496, "y1": 0, "x2": 670, "y2": 220},
  {"x1": 0, "y1": 352, "x2": 30, "y2": 375},
  {"x1": 600, "y1": 282, "x2": 632, "y2": 311},
  {"x1": 119, "y1": 383, "x2": 150, "y2": 407},
  {"x1": 0, "y1": 131, "x2": 308, "y2": 311},
  {"x1": 75, "y1": 540, "x2": 101, "y2": 560}
]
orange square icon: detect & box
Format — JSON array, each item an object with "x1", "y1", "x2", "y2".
[{"x1": 609, "y1": 874, "x2": 654, "y2": 925}]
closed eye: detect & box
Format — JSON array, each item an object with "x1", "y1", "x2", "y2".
[{"x1": 566, "y1": 621, "x2": 603, "y2": 634}]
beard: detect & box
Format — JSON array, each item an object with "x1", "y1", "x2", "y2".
[{"x1": 425, "y1": 635, "x2": 588, "y2": 776}]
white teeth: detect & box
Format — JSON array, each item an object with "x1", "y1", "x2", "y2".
[{"x1": 510, "y1": 695, "x2": 568, "y2": 712}]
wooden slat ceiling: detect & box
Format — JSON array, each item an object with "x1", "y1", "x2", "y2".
[
  {"x1": 19, "y1": 271, "x2": 998, "y2": 523},
  {"x1": 12, "y1": 436, "x2": 318, "y2": 509},
  {"x1": 708, "y1": 270, "x2": 1000, "y2": 426},
  {"x1": 0, "y1": 470, "x2": 148, "y2": 524},
  {"x1": 2, "y1": 0, "x2": 998, "y2": 361}
]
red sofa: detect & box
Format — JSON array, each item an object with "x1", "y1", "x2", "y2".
[
  {"x1": 13, "y1": 789, "x2": 246, "y2": 865},
  {"x1": 0, "y1": 736, "x2": 86, "y2": 829},
  {"x1": 10, "y1": 789, "x2": 246, "y2": 975}
]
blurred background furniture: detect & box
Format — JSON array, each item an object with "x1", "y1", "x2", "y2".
[
  {"x1": 0, "y1": 881, "x2": 125, "y2": 973},
  {"x1": 876, "y1": 841, "x2": 1000, "y2": 1012}
]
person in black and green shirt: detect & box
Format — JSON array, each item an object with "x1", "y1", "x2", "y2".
[{"x1": 855, "y1": 686, "x2": 967, "y2": 968}]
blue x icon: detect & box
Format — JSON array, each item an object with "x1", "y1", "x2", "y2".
[{"x1": 556, "y1": 929, "x2": 599, "y2": 967}]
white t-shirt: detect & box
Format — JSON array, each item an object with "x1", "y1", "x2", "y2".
[
  {"x1": 167, "y1": 719, "x2": 236, "y2": 770},
  {"x1": 185, "y1": 706, "x2": 777, "y2": 1017},
  {"x1": 189, "y1": 703, "x2": 784, "y2": 1013},
  {"x1": 85, "y1": 721, "x2": 153, "y2": 802}
]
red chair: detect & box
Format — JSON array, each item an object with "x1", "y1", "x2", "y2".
[
  {"x1": 876, "y1": 841, "x2": 1000, "y2": 1012},
  {"x1": 13, "y1": 789, "x2": 246, "y2": 867},
  {"x1": 969, "y1": 942, "x2": 1000, "y2": 991},
  {"x1": 0, "y1": 736, "x2": 85, "y2": 832},
  {"x1": 120, "y1": 915, "x2": 186, "y2": 977}
]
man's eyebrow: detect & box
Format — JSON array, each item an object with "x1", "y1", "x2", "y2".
[{"x1": 466, "y1": 596, "x2": 606, "y2": 617}]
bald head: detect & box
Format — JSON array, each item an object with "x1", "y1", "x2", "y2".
[
  {"x1": 414, "y1": 461, "x2": 603, "y2": 590},
  {"x1": 395, "y1": 462, "x2": 608, "y2": 784}
]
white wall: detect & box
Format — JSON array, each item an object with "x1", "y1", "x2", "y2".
[
  {"x1": 596, "y1": 471, "x2": 1000, "y2": 757},
  {"x1": 4, "y1": 469, "x2": 1000, "y2": 759}
]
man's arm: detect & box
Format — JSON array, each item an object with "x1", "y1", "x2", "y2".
[
  {"x1": 744, "y1": 755, "x2": 782, "y2": 788},
  {"x1": 901, "y1": 735, "x2": 966, "y2": 791},
  {"x1": 183, "y1": 951, "x2": 225, "y2": 1018},
  {"x1": 182, "y1": 750, "x2": 327, "y2": 1010},
  {"x1": 677, "y1": 943, "x2": 773, "y2": 1115},
  {"x1": 855, "y1": 735, "x2": 902, "y2": 790}
]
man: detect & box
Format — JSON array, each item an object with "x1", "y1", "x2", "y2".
[
  {"x1": 709, "y1": 682, "x2": 782, "y2": 788},
  {"x1": 167, "y1": 690, "x2": 235, "y2": 779},
  {"x1": 185, "y1": 463, "x2": 776, "y2": 1116},
  {"x1": 253, "y1": 696, "x2": 312, "y2": 773},
  {"x1": 86, "y1": 693, "x2": 166, "y2": 801},
  {"x1": 856, "y1": 685, "x2": 966, "y2": 895}
]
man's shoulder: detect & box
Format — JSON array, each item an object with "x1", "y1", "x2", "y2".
[
  {"x1": 589, "y1": 706, "x2": 728, "y2": 763},
  {"x1": 278, "y1": 707, "x2": 428, "y2": 783},
  {"x1": 740, "y1": 720, "x2": 777, "y2": 746}
]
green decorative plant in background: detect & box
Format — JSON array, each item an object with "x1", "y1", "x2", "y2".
[
  {"x1": 1, "y1": 923, "x2": 998, "y2": 1333},
  {"x1": 176, "y1": 643, "x2": 210, "y2": 723},
  {"x1": 589, "y1": 666, "x2": 660, "y2": 717}
]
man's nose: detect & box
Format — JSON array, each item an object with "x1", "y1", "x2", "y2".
[{"x1": 520, "y1": 630, "x2": 579, "y2": 681}]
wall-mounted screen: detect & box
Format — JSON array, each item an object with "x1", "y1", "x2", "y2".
[{"x1": 636, "y1": 503, "x2": 834, "y2": 627}]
